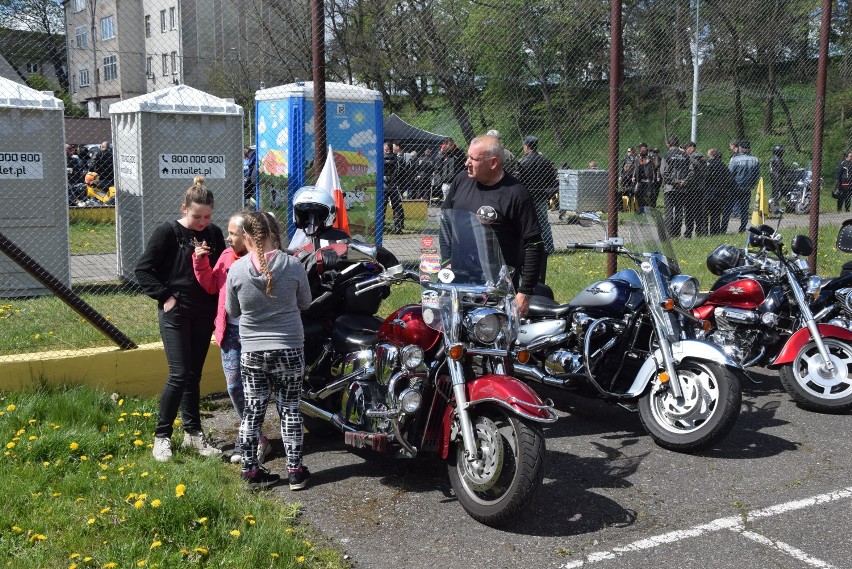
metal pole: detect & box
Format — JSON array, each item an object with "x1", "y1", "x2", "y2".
[
  {"x1": 0, "y1": 231, "x2": 137, "y2": 350},
  {"x1": 690, "y1": 0, "x2": 700, "y2": 143},
  {"x1": 808, "y1": 0, "x2": 832, "y2": 272},
  {"x1": 607, "y1": 0, "x2": 623, "y2": 277},
  {"x1": 311, "y1": 0, "x2": 326, "y2": 180}
]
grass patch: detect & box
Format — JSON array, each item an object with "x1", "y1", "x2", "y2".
[
  {"x1": 69, "y1": 220, "x2": 116, "y2": 255},
  {"x1": 0, "y1": 385, "x2": 346, "y2": 568}
]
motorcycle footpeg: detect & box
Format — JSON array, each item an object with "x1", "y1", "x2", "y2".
[{"x1": 344, "y1": 431, "x2": 389, "y2": 452}]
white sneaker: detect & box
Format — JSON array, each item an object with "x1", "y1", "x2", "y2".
[
  {"x1": 230, "y1": 450, "x2": 243, "y2": 464},
  {"x1": 181, "y1": 431, "x2": 223, "y2": 458},
  {"x1": 258, "y1": 437, "x2": 271, "y2": 464},
  {"x1": 152, "y1": 437, "x2": 173, "y2": 462}
]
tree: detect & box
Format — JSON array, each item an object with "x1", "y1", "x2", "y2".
[{"x1": 0, "y1": 0, "x2": 68, "y2": 90}]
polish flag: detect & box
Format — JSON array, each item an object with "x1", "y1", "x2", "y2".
[{"x1": 317, "y1": 145, "x2": 350, "y2": 235}]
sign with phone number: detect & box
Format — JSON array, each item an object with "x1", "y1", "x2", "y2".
[
  {"x1": 0, "y1": 151, "x2": 43, "y2": 179},
  {"x1": 158, "y1": 153, "x2": 226, "y2": 179}
]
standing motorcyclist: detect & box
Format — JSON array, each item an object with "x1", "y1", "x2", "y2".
[{"x1": 769, "y1": 144, "x2": 790, "y2": 208}]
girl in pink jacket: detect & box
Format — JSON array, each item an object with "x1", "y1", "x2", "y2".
[{"x1": 193, "y1": 212, "x2": 270, "y2": 464}]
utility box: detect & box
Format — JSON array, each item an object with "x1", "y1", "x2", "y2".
[
  {"x1": 110, "y1": 85, "x2": 243, "y2": 282},
  {"x1": 254, "y1": 82, "x2": 382, "y2": 240},
  {"x1": 558, "y1": 169, "x2": 609, "y2": 212},
  {"x1": 0, "y1": 77, "x2": 69, "y2": 297}
]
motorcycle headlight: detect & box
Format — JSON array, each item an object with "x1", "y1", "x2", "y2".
[
  {"x1": 805, "y1": 275, "x2": 822, "y2": 296},
  {"x1": 399, "y1": 388, "x2": 422, "y2": 413},
  {"x1": 463, "y1": 307, "x2": 505, "y2": 344},
  {"x1": 668, "y1": 275, "x2": 700, "y2": 310},
  {"x1": 400, "y1": 345, "x2": 424, "y2": 370}
]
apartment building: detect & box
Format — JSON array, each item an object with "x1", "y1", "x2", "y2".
[{"x1": 64, "y1": 0, "x2": 310, "y2": 118}]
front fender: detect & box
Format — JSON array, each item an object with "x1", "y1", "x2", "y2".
[
  {"x1": 624, "y1": 339, "x2": 739, "y2": 397},
  {"x1": 772, "y1": 324, "x2": 852, "y2": 366},
  {"x1": 437, "y1": 373, "x2": 557, "y2": 460}
]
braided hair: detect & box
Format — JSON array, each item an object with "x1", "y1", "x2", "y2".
[
  {"x1": 243, "y1": 211, "x2": 282, "y2": 297},
  {"x1": 184, "y1": 176, "x2": 214, "y2": 208}
]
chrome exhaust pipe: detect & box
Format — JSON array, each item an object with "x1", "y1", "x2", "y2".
[
  {"x1": 513, "y1": 363, "x2": 576, "y2": 388},
  {"x1": 300, "y1": 400, "x2": 355, "y2": 433}
]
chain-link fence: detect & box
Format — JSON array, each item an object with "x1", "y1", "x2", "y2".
[{"x1": 0, "y1": 0, "x2": 851, "y2": 359}]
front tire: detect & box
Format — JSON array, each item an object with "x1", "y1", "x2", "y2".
[
  {"x1": 778, "y1": 337, "x2": 852, "y2": 412},
  {"x1": 638, "y1": 361, "x2": 741, "y2": 453},
  {"x1": 447, "y1": 409, "x2": 545, "y2": 527}
]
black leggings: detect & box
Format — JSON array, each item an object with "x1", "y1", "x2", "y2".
[{"x1": 155, "y1": 306, "x2": 215, "y2": 438}]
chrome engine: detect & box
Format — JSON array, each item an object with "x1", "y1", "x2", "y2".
[{"x1": 708, "y1": 306, "x2": 763, "y2": 365}]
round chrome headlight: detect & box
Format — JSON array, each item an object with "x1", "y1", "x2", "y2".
[
  {"x1": 668, "y1": 275, "x2": 700, "y2": 310},
  {"x1": 464, "y1": 307, "x2": 505, "y2": 344},
  {"x1": 400, "y1": 345, "x2": 424, "y2": 370},
  {"x1": 399, "y1": 388, "x2": 422, "y2": 413}
]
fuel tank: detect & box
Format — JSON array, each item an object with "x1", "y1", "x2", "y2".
[
  {"x1": 568, "y1": 270, "x2": 641, "y2": 315},
  {"x1": 377, "y1": 305, "x2": 441, "y2": 351},
  {"x1": 705, "y1": 277, "x2": 766, "y2": 310}
]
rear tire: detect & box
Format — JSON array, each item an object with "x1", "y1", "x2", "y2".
[
  {"x1": 448, "y1": 409, "x2": 545, "y2": 527},
  {"x1": 638, "y1": 361, "x2": 741, "y2": 453},
  {"x1": 778, "y1": 338, "x2": 852, "y2": 413}
]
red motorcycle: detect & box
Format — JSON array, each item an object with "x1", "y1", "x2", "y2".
[
  {"x1": 298, "y1": 209, "x2": 556, "y2": 526},
  {"x1": 693, "y1": 225, "x2": 852, "y2": 412}
]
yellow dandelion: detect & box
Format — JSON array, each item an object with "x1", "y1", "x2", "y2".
[
  {"x1": 175, "y1": 484, "x2": 186, "y2": 498},
  {"x1": 117, "y1": 418, "x2": 125, "y2": 423},
  {"x1": 285, "y1": 527, "x2": 293, "y2": 533},
  {"x1": 140, "y1": 471, "x2": 149, "y2": 477},
  {"x1": 296, "y1": 556, "x2": 306, "y2": 563},
  {"x1": 29, "y1": 533, "x2": 46, "y2": 542},
  {"x1": 42, "y1": 461, "x2": 50, "y2": 467},
  {"x1": 133, "y1": 439, "x2": 144, "y2": 447},
  {"x1": 16, "y1": 428, "x2": 25, "y2": 436},
  {"x1": 133, "y1": 499, "x2": 144, "y2": 509},
  {"x1": 150, "y1": 540, "x2": 162, "y2": 549},
  {"x1": 194, "y1": 547, "x2": 209, "y2": 556},
  {"x1": 28, "y1": 436, "x2": 37, "y2": 441},
  {"x1": 99, "y1": 476, "x2": 107, "y2": 481},
  {"x1": 248, "y1": 519, "x2": 256, "y2": 525},
  {"x1": 70, "y1": 564, "x2": 78, "y2": 569},
  {"x1": 143, "y1": 412, "x2": 152, "y2": 418},
  {"x1": 87, "y1": 518, "x2": 95, "y2": 525},
  {"x1": 243, "y1": 514, "x2": 255, "y2": 521},
  {"x1": 230, "y1": 529, "x2": 241, "y2": 537},
  {"x1": 137, "y1": 561, "x2": 147, "y2": 567},
  {"x1": 75, "y1": 497, "x2": 86, "y2": 502},
  {"x1": 137, "y1": 493, "x2": 147, "y2": 500},
  {"x1": 34, "y1": 333, "x2": 41, "y2": 340},
  {"x1": 271, "y1": 552, "x2": 280, "y2": 559},
  {"x1": 69, "y1": 442, "x2": 79, "y2": 451},
  {"x1": 52, "y1": 425, "x2": 60, "y2": 430},
  {"x1": 117, "y1": 399, "x2": 124, "y2": 406},
  {"x1": 197, "y1": 517, "x2": 208, "y2": 524},
  {"x1": 103, "y1": 563, "x2": 117, "y2": 568},
  {"x1": 69, "y1": 553, "x2": 80, "y2": 559},
  {"x1": 150, "y1": 499, "x2": 161, "y2": 508},
  {"x1": 6, "y1": 442, "x2": 15, "y2": 449},
  {"x1": 83, "y1": 557, "x2": 92, "y2": 562},
  {"x1": 303, "y1": 540, "x2": 311, "y2": 547},
  {"x1": 80, "y1": 456, "x2": 87, "y2": 462},
  {"x1": 11, "y1": 526, "x2": 22, "y2": 532},
  {"x1": 173, "y1": 418, "x2": 182, "y2": 426},
  {"x1": 6, "y1": 404, "x2": 16, "y2": 411},
  {"x1": 100, "y1": 507, "x2": 111, "y2": 514},
  {"x1": 125, "y1": 493, "x2": 137, "y2": 501},
  {"x1": 100, "y1": 425, "x2": 108, "y2": 432},
  {"x1": 52, "y1": 492, "x2": 61, "y2": 497}
]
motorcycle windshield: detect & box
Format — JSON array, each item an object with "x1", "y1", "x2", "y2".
[
  {"x1": 419, "y1": 209, "x2": 516, "y2": 338},
  {"x1": 618, "y1": 208, "x2": 680, "y2": 274}
]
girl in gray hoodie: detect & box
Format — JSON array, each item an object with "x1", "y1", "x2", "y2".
[{"x1": 225, "y1": 212, "x2": 312, "y2": 490}]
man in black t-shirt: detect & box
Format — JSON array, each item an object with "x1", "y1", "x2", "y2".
[{"x1": 441, "y1": 134, "x2": 544, "y2": 317}]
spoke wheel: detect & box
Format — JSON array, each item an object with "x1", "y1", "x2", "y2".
[
  {"x1": 779, "y1": 338, "x2": 852, "y2": 412},
  {"x1": 638, "y1": 361, "x2": 741, "y2": 453},
  {"x1": 447, "y1": 409, "x2": 544, "y2": 527}
]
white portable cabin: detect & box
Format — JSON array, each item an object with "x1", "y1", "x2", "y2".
[
  {"x1": 0, "y1": 77, "x2": 69, "y2": 297},
  {"x1": 109, "y1": 85, "x2": 243, "y2": 282}
]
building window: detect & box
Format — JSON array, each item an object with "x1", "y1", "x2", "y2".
[
  {"x1": 160, "y1": 10, "x2": 167, "y2": 33},
  {"x1": 170, "y1": 52, "x2": 178, "y2": 75},
  {"x1": 73, "y1": 0, "x2": 85, "y2": 13},
  {"x1": 75, "y1": 26, "x2": 88, "y2": 48},
  {"x1": 144, "y1": 15, "x2": 151, "y2": 38},
  {"x1": 146, "y1": 56, "x2": 153, "y2": 77},
  {"x1": 25, "y1": 62, "x2": 39, "y2": 74},
  {"x1": 100, "y1": 16, "x2": 115, "y2": 40},
  {"x1": 80, "y1": 68, "x2": 90, "y2": 87},
  {"x1": 162, "y1": 54, "x2": 168, "y2": 76},
  {"x1": 103, "y1": 55, "x2": 117, "y2": 81},
  {"x1": 169, "y1": 7, "x2": 177, "y2": 30}
]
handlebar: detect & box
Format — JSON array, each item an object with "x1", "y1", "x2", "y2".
[
  {"x1": 354, "y1": 265, "x2": 420, "y2": 295},
  {"x1": 564, "y1": 238, "x2": 624, "y2": 253}
]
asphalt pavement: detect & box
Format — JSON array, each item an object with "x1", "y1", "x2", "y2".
[{"x1": 202, "y1": 368, "x2": 852, "y2": 569}]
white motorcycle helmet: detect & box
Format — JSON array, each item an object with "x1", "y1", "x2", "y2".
[{"x1": 293, "y1": 186, "x2": 336, "y2": 236}]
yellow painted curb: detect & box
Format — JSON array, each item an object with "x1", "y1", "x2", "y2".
[{"x1": 0, "y1": 342, "x2": 226, "y2": 397}]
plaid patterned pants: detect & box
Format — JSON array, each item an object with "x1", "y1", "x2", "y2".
[{"x1": 238, "y1": 348, "x2": 304, "y2": 472}]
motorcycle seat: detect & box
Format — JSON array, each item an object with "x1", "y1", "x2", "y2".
[
  {"x1": 528, "y1": 295, "x2": 574, "y2": 318},
  {"x1": 332, "y1": 313, "x2": 382, "y2": 355}
]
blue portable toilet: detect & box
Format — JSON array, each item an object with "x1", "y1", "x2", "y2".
[{"x1": 254, "y1": 82, "x2": 383, "y2": 243}]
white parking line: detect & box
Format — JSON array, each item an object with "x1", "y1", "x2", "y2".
[
  {"x1": 731, "y1": 527, "x2": 839, "y2": 569},
  {"x1": 558, "y1": 486, "x2": 852, "y2": 568}
]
